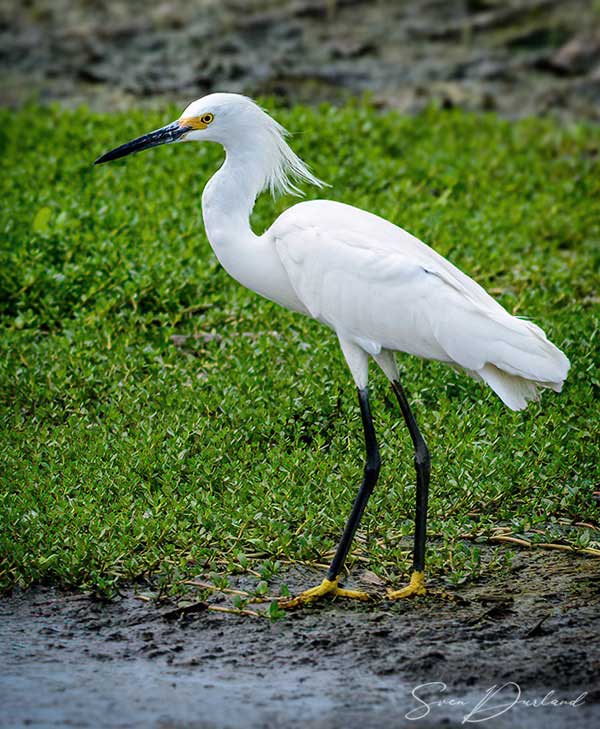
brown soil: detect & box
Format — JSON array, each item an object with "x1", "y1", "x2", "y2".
[
  {"x1": 1, "y1": 3, "x2": 599, "y2": 726},
  {"x1": 1, "y1": 548, "x2": 599, "y2": 728},
  {"x1": 1, "y1": 0, "x2": 600, "y2": 119}
]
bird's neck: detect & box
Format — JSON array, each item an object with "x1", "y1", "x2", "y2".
[
  {"x1": 200, "y1": 145, "x2": 306, "y2": 313},
  {"x1": 201, "y1": 146, "x2": 262, "y2": 257}
]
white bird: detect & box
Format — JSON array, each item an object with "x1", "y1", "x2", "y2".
[{"x1": 96, "y1": 93, "x2": 570, "y2": 608}]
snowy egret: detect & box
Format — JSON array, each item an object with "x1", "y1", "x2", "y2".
[{"x1": 96, "y1": 93, "x2": 570, "y2": 608}]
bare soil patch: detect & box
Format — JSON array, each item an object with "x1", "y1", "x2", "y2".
[
  {"x1": 2, "y1": 548, "x2": 599, "y2": 728},
  {"x1": 1, "y1": 0, "x2": 600, "y2": 118}
]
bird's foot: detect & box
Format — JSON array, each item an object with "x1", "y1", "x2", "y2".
[
  {"x1": 278, "y1": 577, "x2": 371, "y2": 609},
  {"x1": 387, "y1": 570, "x2": 426, "y2": 600}
]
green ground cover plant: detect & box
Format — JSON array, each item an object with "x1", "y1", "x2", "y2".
[{"x1": 1, "y1": 102, "x2": 598, "y2": 595}]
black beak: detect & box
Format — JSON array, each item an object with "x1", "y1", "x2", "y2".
[{"x1": 94, "y1": 121, "x2": 191, "y2": 164}]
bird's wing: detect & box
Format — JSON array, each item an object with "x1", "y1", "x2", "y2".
[
  {"x1": 271, "y1": 200, "x2": 566, "y2": 384},
  {"x1": 273, "y1": 214, "x2": 463, "y2": 362}
]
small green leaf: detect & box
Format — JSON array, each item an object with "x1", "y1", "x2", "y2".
[
  {"x1": 268, "y1": 600, "x2": 285, "y2": 621},
  {"x1": 232, "y1": 594, "x2": 247, "y2": 609},
  {"x1": 32, "y1": 206, "x2": 52, "y2": 234}
]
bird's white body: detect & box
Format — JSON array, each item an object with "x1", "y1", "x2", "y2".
[
  {"x1": 196, "y1": 94, "x2": 569, "y2": 410},
  {"x1": 96, "y1": 92, "x2": 571, "y2": 605}
]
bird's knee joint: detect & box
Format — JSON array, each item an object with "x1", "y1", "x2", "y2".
[
  {"x1": 364, "y1": 465, "x2": 380, "y2": 481},
  {"x1": 414, "y1": 445, "x2": 430, "y2": 470},
  {"x1": 364, "y1": 455, "x2": 381, "y2": 480}
]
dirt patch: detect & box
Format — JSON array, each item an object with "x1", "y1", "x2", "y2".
[
  {"x1": 1, "y1": 548, "x2": 599, "y2": 728},
  {"x1": 1, "y1": 0, "x2": 600, "y2": 119}
]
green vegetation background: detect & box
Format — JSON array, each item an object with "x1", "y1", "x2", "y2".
[{"x1": 1, "y1": 103, "x2": 599, "y2": 594}]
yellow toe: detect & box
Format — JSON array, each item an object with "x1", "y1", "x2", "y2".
[
  {"x1": 333, "y1": 586, "x2": 370, "y2": 600},
  {"x1": 279, "y1": 577, "x2": 371, "y2": 609},
  {"x1": 278, "y1": 578, "x2": 338, "y2": 609},
  {"x1": 387, "y1": 570, "x2": 426, "y2": 600}
]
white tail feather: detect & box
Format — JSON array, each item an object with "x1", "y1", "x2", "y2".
[
  {"x1": 433, "y1": 288, "x2": 570, "y2": 410},
  {"x1": 472, "y1": 320, "x2": 569, "y2": 410},
  {"x1": 477, "y1": 365, "x2": 539, "y2": 410}
]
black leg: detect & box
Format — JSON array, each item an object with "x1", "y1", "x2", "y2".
[
  {"x1": 390, "y1": 379, "x2": 430, "y2": 574},
  {"x1": 326, "y1": 387, "x2": 381, "y2": 581}
]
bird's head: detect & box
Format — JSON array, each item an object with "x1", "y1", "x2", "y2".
[
  {"x1": 95, "y1": 93, "x2": 325, "y2": 196},
  {"x1": 94, "y1": 93, "x2": 254, "y2": 163}
]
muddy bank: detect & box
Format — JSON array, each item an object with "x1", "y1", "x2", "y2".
[
  {"x1": 1, "y1": 0, "x2": 600, "y2": 119},
  {"x1": 1, "y1": 548, "x2": 599, "y2": 728}
]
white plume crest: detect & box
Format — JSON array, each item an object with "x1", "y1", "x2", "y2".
[
  {"x1": 255, "y1": 105, "x2": 327, "y2": 198},
  {"x1": 182, "y1": 93, "x2": 327, "y2": 198}
]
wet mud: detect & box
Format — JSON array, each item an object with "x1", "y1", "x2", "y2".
[
  {"x1": 1, "y1": 4, "x2": 600, "y2": 726},
  {"x1": 1, "y1": 0, "x2": 600, "y2": 119},
  {"x1": 2, "y1": 548, "x2": 599, "y2": 728}
]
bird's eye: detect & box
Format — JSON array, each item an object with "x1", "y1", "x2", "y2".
[{"x1": 201, "y1": 113, "x2": 214, "y2": 125}]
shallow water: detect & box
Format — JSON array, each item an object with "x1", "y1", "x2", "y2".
[
  {"x1": 2, "y1": 550, "x2": 599, "y2": 728},
  {"x1": 2, "y1": 653, "x2": 597, "y2": 728}
]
